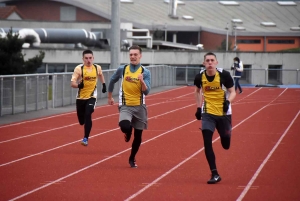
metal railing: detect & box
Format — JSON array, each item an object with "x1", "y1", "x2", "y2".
[
  {"x1": 0, "y1": 65, "x2": 175, "y2": 116},
  {"x1": 174, "y1": 67, "x2": 300, "y2": 86},
  {"x1": 1, "y1": 65, "x2": 299, "y2": 116}
]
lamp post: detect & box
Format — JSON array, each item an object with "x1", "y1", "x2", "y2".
[
  {"x1": 225, "y1": 23, "x2": 229, "y2": 51},
  {"x1": 233, "y1": 23, "x2": 237, "y2": 51},
  {"x1": 164, "y1": 23, "x2": 167, "y2": 41}
]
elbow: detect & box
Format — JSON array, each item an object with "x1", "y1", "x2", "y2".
[{"x1": 143, "y1": 89, "x2": 150, "y2": 95}]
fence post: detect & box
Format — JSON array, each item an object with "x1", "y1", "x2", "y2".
[
  {"x1": 62, "y1": 74, "x2": 65, "y2": 106},
  {"x1": 36, "y1": 75, "x2": 39, "y2": 111},
  {"x1": 12, "y1": 77, "x2": 15, "y2": 115},
  {"x1": 185, "y1": 66, "x2": 188, "y2": 84},
  {"x1": 46, "y1": 75, "x2": 49, "y2": 109},
  {"x1": 297, "y1": 69, "x2": 299, "y2": 85},
  {"x1": 52, "y1": 74, "x2": 56, "y2": 108},
  {"x1": 265, "y1": 68, "x2": 268, "y2": 84},
  {"x1": 25, "y1": 77, "x2": 27, "y2": 113}
]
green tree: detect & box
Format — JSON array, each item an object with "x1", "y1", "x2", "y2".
[
  {"x1": 218, "y1": 39, "x2": 233, "y2": 51},
  {"x1": 0, "y1": 28, "x2": 45, "y2": 75}
]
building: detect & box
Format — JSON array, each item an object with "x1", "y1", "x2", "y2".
[{"x1": 0, "y1": 0, "x2": 299, "y2": 51}]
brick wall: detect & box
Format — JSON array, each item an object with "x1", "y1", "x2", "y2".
[{"x1": 7, "y1": 1, "x2": 109, "y2": 22}]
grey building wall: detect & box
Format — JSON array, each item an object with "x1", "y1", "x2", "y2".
[{"x1": 22, "y1": 49, "x2": 300, "y2": 85}]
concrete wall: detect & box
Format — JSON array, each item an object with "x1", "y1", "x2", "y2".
[
  {"x1": 22, "y1": 49, "x2": 300, "y2": 68},
  {"x1": 22, "y1": 49, "x2": 300, "y2": 85}
]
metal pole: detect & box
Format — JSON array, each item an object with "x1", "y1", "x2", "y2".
[
  {"x1": 62, "y1": 74, "x2": 65, "y2": 106},
  {"x1": 265, "y1": 68, "x2": 268, "y2": 84},
  {"x1": 165, "y1": 23, "x2": 167, "y2": 41},
  {"x1": 110, "y1": 0, "x2": 120, "y2": 69},
  {"x1": 12, "y1": 77, "x2": 15, "y2": 114},
  {"x1": 36, "y1": 75, "x2": 39, "y2": 111},
  {"x1": 226, "y1": 23, "x2": 229, "y2": 51},
  {"x1": 25, "y1": 77, "x2": 27, "y2": 113},
  {"x1": 46, "y1": 75, "x2": 49, "y2": 109},
  {"x1": 297, "y1": 69, "x2": 299, "y2": 85},
  {"x1": 234, "y1": 28, "x2": 237, "y2": 51}
]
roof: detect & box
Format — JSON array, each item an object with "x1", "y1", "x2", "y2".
[
  {"x1": 2, "y1": 0, "x2": 300, "y2": 36},
  {"x1": 0, "y1": 5, "x2": 25, "y2": 19}
]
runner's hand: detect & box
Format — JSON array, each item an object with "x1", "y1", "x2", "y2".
[{"x1": 195, "y1": 107, "x2": 202, "y2": 120}]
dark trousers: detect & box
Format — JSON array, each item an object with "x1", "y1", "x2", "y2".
[{"x1": 234, "y1": 77, "x2": 242, "y2": 92}]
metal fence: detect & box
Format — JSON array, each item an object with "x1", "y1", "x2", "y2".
[
  {"x1": 1, "y1": 65, "x2": 299, "y2": 116},
  {"x1": 0, "y1": 65, "x2": 175, "y2": 116},
  {"x1": 175, "y1": 67, "x2": 300, "y2": 86}
]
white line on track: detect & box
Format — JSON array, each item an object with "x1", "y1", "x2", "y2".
[
  {"x1": 0, "y1": 104, "x2": 195, "y2": 167},
  {"x1": 0, "y1": 86, "x2": 187, "y2": 128},
  {"x1": 123, "y1": 88, "x2": 288, "y2": 201},
  {"x1": 8, "y1": 120, "x2": 196, "y2": 201},
  {"x1": 7, "y1": 88, "x2": 288, "y2": 200},
  {"x1": 0, "y1": 92, "x2": 194, "y2": 144},
  {"x1": 236, "y1": 110, "x2": 300, "y2": 201}
]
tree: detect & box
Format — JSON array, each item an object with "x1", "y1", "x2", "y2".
[
  {"x1": 0, "y1": 28, "x2": 45, "y2": 75},
  {"x1": 217, "y1": 39, "x2": 233, "y2": 51}
]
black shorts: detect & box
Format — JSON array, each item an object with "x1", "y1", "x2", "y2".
[
  {"x1": 76, "y1": 98, "x2": 96, "y2": 125},
  {"x1": 201, "y1": 113, "x2": 232, "y2": 138}
]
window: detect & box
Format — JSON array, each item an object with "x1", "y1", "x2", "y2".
[
  {"x1": 268, "y1": 65, "x2": 282, "y2": 85},
  {"x1": 60, "y1": 6, "x2": 76, "y2": 21},
  {"x1": 48, "y1": 64, "x2": 65, "y2": 73},
  {"x1": 241, "y1": 65, "x2": 251, "y2": 84},
  {"x1": 268, "y1": 40, "x2": 295, "y2": 44},
  {"x1": 36, "y1": 64, "x2": 46, "y2": 73},
  {"x1": 237, "y1": 39, "x2": 261, "y2": 44}
]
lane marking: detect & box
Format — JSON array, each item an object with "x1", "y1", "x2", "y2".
[
  {"x1": 8, "y1": 120, "x2": 196, "y2": 201},
  {"x1": 0, "y1": 86, "x2": 187, "y2": 128},
  {"x1": 0, "y1": 104, "x2": 195, "y2": 167},
  {"x1": 123, "y1": 88, "x2": 289, "y2": 201},
  {"x1": 0, "y1": 92, "x2": 194, "y2": 144},
  {"x1": 6, "y1": 87, "x2": 291, "y2": 200},
  {"x1": 236, "y1": 110, "x2": 300, "y2": 201}
]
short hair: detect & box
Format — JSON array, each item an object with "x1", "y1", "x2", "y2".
[
  {"x1": 233, "y1": 57, "x2": 240, "y2": 63},
  {"x1": 82, "y1": 49, "x2": 93, "y2": 57},
  {"x1": 129, "y1": 45, "x2": 142, "y2": 53},
  {"x1": 204, "y1": 52, "x2": 217, "y2": 60}
]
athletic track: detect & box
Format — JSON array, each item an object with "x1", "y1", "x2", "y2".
[{"x1": 0, "y1": 86, "x2": 300, "y2": 201}]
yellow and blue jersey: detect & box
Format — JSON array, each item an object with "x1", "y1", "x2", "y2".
[
  {"x1": 108, "y1": 63, "x2": 151, "y2": 106},
  {"x1": 71, "y1": 64, "x2": 103, "y2": 99},
  {"x1": 194, "y1": 68, "x2": 234, "y2": 116}
]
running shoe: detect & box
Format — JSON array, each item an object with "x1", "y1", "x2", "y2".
[
  {"x1": 207, "y1": 174, "x2": 221, "y2": 184},
  {"x1": 81, "y1": 138, "x2": 88, "y2": 146},
  {"x1": 129, "y1": 159, "x2": 137, "y2": 168}
]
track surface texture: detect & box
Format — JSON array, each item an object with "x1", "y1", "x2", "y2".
[{"x1": 1, "y1": 87, "x2": 300, "y2": 201}]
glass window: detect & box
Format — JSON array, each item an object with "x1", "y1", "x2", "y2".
[
  {"x1": 268, "y1": 65, "x2": 282, "y2": 85},
  {"x1": 241, "y1": 65, "x2": 251, "y2": 84},
  {"x1": 48, "y1": 64, "x2": 65, "y2": 73},
  {"x1": 237, "y1": 39, "x2": 261, "y2": 44},
  {"x1": 268, "y1": 40, "x2": 295, "y2": 44},
  {"x1": 36, "y1": 63, "x2": 46, "y2": 73}
]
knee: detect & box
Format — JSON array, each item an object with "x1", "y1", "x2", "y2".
[
  {"x1": 221, "y1": 137, "x2": 230, "y2": 150},
  {"x1": 119, "y1": 120, "x2": 132, "y2": 134}
]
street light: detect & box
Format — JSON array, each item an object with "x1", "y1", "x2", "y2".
[
  {"x1": 233, "y1": 23, "x2": 237, "y2": 51},
  {"x1": 225, "y1": 23, "x2": 229, "y2": 51}
]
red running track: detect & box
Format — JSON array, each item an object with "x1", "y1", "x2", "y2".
[{"x1": 0, "y1": 87, "x2": 300, "y2": 201}]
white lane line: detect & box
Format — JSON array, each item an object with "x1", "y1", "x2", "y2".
[
  {"x1": 236, "y1": 110, "x2": 300, "y2": 201},
  {"x1": 0, "y1": 86, "x2": 187, "y2": 128},
  {"x1": 123, "y1": 88, "x2": 288, "y2": 201},
  {"x1": 0, "y1": 92, "x2": 194, "y2": 144},
  {"x1": 8, "y1": 120, "x2": 196, "y2": 201},
  {"x1": 0, "y1": 104, "x2": 195, "y2": 167},
  {"x1": 6, "y1": 88, "x2": 290, "y2": 200}
]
